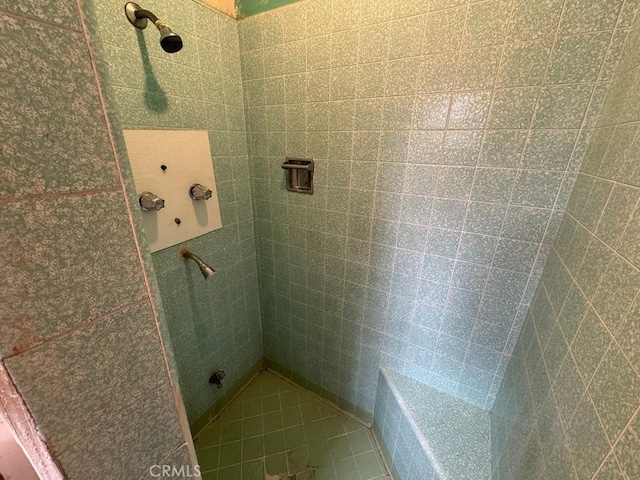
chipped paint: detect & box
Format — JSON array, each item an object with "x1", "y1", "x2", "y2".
[
  {"x1": 201, "y1": 0, "x2": 238, "y2": 18},
  {"x1": 0, "y1": 363, "x2": 65, "y2": 480}
]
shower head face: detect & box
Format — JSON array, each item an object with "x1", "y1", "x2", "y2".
[
  {"x1": 199, "y1": 264, "x2": 216, "y2": 279},
  {"x1": 160, "y1": 31, "x2": 183, "y2": 53}
]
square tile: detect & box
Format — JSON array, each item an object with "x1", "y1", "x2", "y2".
[
  {"x1": 488, "y1": 87, "x2": 539, "y2": 129},
  {"x1": 358, "y1": 23, "x2": 390, "y2": 64},
  {"x1": 426, "y1": 228, "x2": 461, "y2": 258},
  {"x1": 448, "y1": 91, "x2": 492, "y2": 129},
  {"x1": 408, "y1": 131, "x2": 444, "y2": 164},
  {"x1": 464, "y1": 202, "x2": 507, "y2": 236},
  {"x1": 418, "y1": 53, "x2": 458, "y2": 93},
  {"x1": 546, "y1": 32, "x2": 610, "y2": 84},
  {"x1": 441, "y1": 131, "x2": 483, "y2": 166},
  {"x1": 456, "y1": 46, "x2": 502, "y2": 90},
  {"x1": 571, "y1": 309, "x2": 612, "y2": 385},
  {"x1": 451, "y1": 262, "x2": 490, "y2": 292},
  {"x1": 522, "y1": 130, "x2": 579, "y2": 170},
  {"x1": 380, "y1": 131, "x2": 410, "y2": 163},
  {"x1": 423, "y1": 7, "x2": 465, "y2": 54},
  {"x1": 534, "y1": 85, "x2": 594, "y2": 129},
  {"x1": 2, "y1": 13, "x2": 119, "y2": 198},
  {"x1": 331, "y1": 29, "x2": 359, "y2": 67},
  {"x1": 471, "y1": 168, "x2": 517, "y2": 204},
  {"x1": 458, "y1": 233, "x2": 498, "y2": 265},
  {"x1": 389, "y1": 15, "x2": 426, "y2": 59},
  {"x1": 436, "y1": 167, "x2": 475, "y2": 200},
  {"x1": 591, "y1": 254, "x2": 640, "y2": 332},
  {"x1": 388, "y1": 57, "x2": 421, "y2": 96},
  {"x1": 199, "y1": 372, "x2": 389, "y2": 478},
  {"x1": 511, "y1": 170, "x2": 564, "y2": 208},
  {"x1": 431, "y1": 199, "x2": 467, "y2": 230},
  {"x1": 493, "y1": 238, "x2": 539, "y2": 273},
  {"x1": 383, "y1": 96, "x2": 415, "y2": 130},
  {"x1": 508, "y1": 0, "x2": 565, "y2": 42},
  {"x1": 566, "y1": 393, "x2": 611, "y2": 479},
  {"x1": 502, "y1": 206, "x2": 551, "y2": 242},
  {"x1": 596, "y1": 184, "x2": 640, "y2": 249},
  {"x1": 403, "y1": 165, "x2": 439, "y2": 196},
  {"x1": 480, "y1": 131, "x2": 528, "y2": 167},
  {"x1": 463, "y1": 0, "x2": 512, "y2": 48},
  {"x1": 498, "y1": 40, "x2": 551, "y2": 87},
  {"x1": 413, "y1": 94, "x2": 450, "y2": 129},
  {"x1": 589, "y1": 344, "x2": 640, "y2": 443},
  {"x1": 1, "y1": 195, "x2": 146, "y2": 356},
  {"x1": 559, "y1": 0, "x2": 625, "y2": 34}
]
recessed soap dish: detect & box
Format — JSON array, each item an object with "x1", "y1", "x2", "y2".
[{"x1": 281, "y1": 157, "x2": 314, "y2": 194}]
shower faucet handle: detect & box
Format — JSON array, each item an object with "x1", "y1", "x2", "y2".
[
  {"x1": 189, "y1": 183, "x2": 213, "y2": 200},
  {"x1": 138, "y1": 191, "x2": 165, "y2": 211}
]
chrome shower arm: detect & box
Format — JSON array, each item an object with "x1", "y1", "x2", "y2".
[
  {"x1": 132, "y1": 7, "x2": 159, "y2": 24},
  {"x1": 180, "y1": 249, "x2": 215, "y2": 279}
]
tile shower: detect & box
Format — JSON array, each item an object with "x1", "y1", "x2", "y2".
[
  {"x1": 240, "y1": 0, "x2": 633, "y2": 412},
  {"x1": 1, "y1": 0, "x2": 639, "y2": 479},
  {"x1": 85, "y1": 0, "x2": 264, "y2": 425}
]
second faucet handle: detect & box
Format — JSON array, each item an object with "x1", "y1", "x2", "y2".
[
  {"x1": 139, "y1": 191, "x2": 165, "y2": 211},
  {"x1": 189, "y1": 183, "x2": 212, "y2": 200}
]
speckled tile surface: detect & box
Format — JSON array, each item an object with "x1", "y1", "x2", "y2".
[
  {"x1": 0, "y1": 0, "x2": 81, "y2": 29},
  {"x1": 84, "y1": 0, "x2": 264, "y2": 425},
  {"x1": 0, "y1": 12, "x2": 120, "y2": 198},
  {"x1": 5, "y1": 302, "x2": 185, "y2": 479},
  {"x1": 5, "y1": 1, "x2": 640, "y2": 479},
  {"x1": 0, "y1": 193, "x2": 147, "y2": 357},
  {"x1": 374, "y1": 369, "x2": 490, "y2": 480},
  {"x1": 237, "y1": 0, "x2": 630, "y2": 416},
  {"x1": 195, "y1": 371, "x2": 390, "y2": 480},
  {"x1": 2, "y1": 4, "x2": 190, "y2": 479},
  {"x1": 491, "y1": 2, "x2": 640, "y2": 478}
]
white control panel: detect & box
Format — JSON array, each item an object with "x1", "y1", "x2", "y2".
[{"x1": 123, "y1": 130, "x2": 222, "y2": 252}]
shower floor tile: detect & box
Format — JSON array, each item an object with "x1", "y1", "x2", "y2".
[{"x1": 195, "y1": 371, "x2": 391, "y2": 480}]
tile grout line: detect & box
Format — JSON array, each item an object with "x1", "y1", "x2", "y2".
[
  {"x1": 549, "y1": 241, "x2": 640, "y2": 380},
  {"x1": 459, "y1": 0, "x2": 520, "y2": 407},
  {"x1": 563, "y1": 210, "x2": 640, "y2": 275},
  {"x1": 0, "y1": 7, "x2": 83, "y2": 32},
  {"x1": 235, "y1": 0, "x2": 640, "y2": 436},
  {"x1": 0, "y1": 187, "x2": 122, "y2": 206},
  {"x1": 419, "y1": 0, "x2": 476, "y2": 403},
  {"x1": 199, "y1": 369, "x2": 391, "y2": 478}
]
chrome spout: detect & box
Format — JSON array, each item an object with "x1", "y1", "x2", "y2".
[{"x1": 180, "y1": 249, "x2": 215, "y2": 279}]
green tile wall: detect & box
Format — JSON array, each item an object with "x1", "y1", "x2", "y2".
[
  {"x1": 238, "y1": 0, "x2": 629, "y2": 414},
  {"x1": 5, "y1": 1, "x2": 640, "y2": 477},
  {"x1": 81, "y1": 0, "x2": 264, "y2": 425},
  {"x1": 0, "y1": 2, "x2": 189, "y2": 478},
  {"x1": 491, "y1": 4, "x2": 640, "y2": 479}
]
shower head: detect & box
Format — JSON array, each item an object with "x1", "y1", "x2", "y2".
[
  {"x1": 158, "y1": 26, "x2": 183, "y2": 53},
  {"x1": 125, "y1": 2, "x2": 183, "y2": 53},
  {"x1": 180, "y1": 249, "x2": 215, "y2": 280}
]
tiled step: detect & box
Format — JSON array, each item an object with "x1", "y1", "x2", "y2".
[{"x1": 373, "y1": 369, "x2": 491, "y2": 480}]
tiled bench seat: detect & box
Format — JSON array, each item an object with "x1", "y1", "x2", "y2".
[{"x1": 373, "y1": 369, "x2": 490, "y2": 480}]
